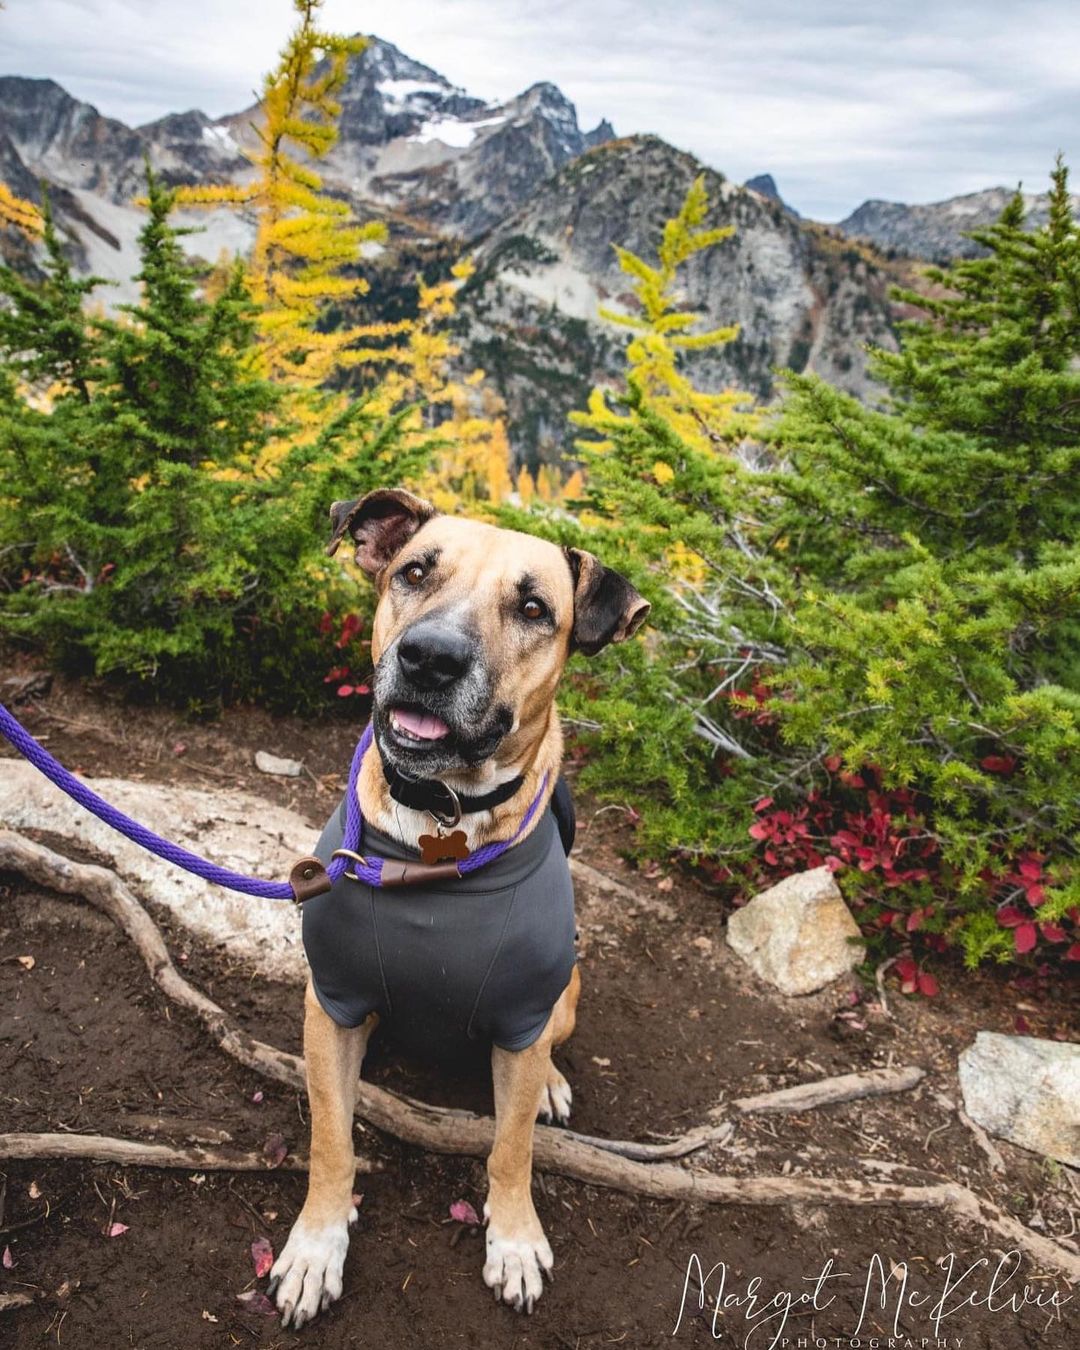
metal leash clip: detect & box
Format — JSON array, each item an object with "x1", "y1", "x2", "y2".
[{"x1": 331, "y1": 847, "x2": 372, "y2": 882}]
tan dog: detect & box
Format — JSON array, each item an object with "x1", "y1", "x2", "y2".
[{"x1": 268, "y1": 489, "x2": 648, "y2": 1328}]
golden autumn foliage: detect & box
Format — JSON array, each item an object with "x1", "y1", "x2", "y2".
[
  {"x1": 574, "y1": 175, "x2": 754, "y2": 454},
  {"x1": 175, "y1": 0, "x2": 403, "y2": 389},
  {"x1": 172, "y1": 0, "x2": 517, "y2": 503},
  {"x1": 373, "y1": 260, "x2": 515, "y2": 511},
  {"x1": 0, "y1": 183, "x2": 43, "y2": 236}
]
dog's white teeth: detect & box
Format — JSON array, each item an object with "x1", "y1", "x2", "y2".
[{"x1": 390, "y1": 711, "x2": 423, "y2": 742}]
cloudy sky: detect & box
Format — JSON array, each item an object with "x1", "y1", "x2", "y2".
[{"x1": 2, "y1": 0, "x2": 1078, "y2": 219}]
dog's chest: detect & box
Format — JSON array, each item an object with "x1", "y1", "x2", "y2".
[{"x1": 303, "y1": 802, "x2": 576, "y2": 1056}]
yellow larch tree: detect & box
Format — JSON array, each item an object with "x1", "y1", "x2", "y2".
[
  {"x1": 575, "y1": 174, "x2": 753, "y2": 455},
  {"x1": 377, "y1": 259, "x2": 515, "y2": 512},
  {"x1": 0, "y1": 183, "x2": 42, "y2": 236},
  {"x1": 175, "y1": 0, "x2": 404, "y2": 390}
]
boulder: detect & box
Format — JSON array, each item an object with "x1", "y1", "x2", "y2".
[
  {"x1": 958, "y1": 1031, "x2": 1080, "y2": 1167},
  {"x1": 726, "y1": 866, "x2": 864, "y2": 995}
]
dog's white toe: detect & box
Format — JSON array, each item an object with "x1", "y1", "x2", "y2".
[
  {"x1": 267, "y1": 1216, "x2": 350, "y2": 1329},
  {"x1": 537, "y1": 1066, "x2": 572, "y2": 1125},
  {"x1": 483, "y1": 1227, "x2": 553, "y2": 1313}
]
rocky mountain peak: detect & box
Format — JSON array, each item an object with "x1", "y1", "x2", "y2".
[
  {"x1": 837, "y1": 183, "x2": 1080, "y2": 262},
  {"x1": 744, "y1": 173, "x2": 800, "y2": 218},
  {"x1": 353, "y1": 35, "x2": 451, "y2": 89}
]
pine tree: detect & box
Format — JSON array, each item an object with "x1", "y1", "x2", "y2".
[
  {"x1": 769, "y1": 161, "x2": 1080, "y2": 956},
  {"x1": 105, "y1": 166, "x2": 279, "y2": 475},
  {"x1": 0, "y1": 192, "x2": 104, "y2": 402}
]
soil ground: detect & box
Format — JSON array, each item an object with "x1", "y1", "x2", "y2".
[{"x1": 1, "y1": 670, "x2": 1078, "y2": 1350}]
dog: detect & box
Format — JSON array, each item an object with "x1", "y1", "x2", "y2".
[{"x1": 267, "y1": 487, "x2": 649, "y2": 1328}]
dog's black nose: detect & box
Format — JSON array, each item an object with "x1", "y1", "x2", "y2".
[{"x1": 397, "y1": 623, "x2": 474, "y2": 690}]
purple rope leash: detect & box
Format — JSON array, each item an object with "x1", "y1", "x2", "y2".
[{"x1": 0, "y1": 703, "x2": 546, "y2": 899}]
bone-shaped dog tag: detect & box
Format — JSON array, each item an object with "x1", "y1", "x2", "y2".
[{"x1": 418, "y1": 829, "x2": 470, "y2": 865}]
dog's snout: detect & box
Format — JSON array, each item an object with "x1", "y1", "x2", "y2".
[{"x1": 397, "y1": 622, "x2": 474, "y2": 690}]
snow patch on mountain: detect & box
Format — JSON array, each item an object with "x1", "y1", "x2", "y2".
[
  {"x1": 201, "y1": 123, "x2": 241, "y2": 156},
  {"x1": 410, "y1": 113, "x2": 506, "y2": 149}
]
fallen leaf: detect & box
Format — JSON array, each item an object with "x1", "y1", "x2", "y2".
[
  {"x1": 172, "y1": 742, "x2": 187, "y2": 757},
  {"x1": 28, "y1": 1181, "x2": 41, "y2": 1200},
  {"x1": 107, "y1": 1222, "x2": 129, "y2": 1238},
  {"x1": 251, "y1": 1237, "x2": 274, "y2": 1279},
  {"x1": 236, "y1": 1290, "x2": 277, "y2": 1316},
  {"x1": 201, "y1": 1310, "x2": 218, "y2": 1323},
  {"x1": 449, "y1": 1200, "x2": 480, "y2": 1226},
  {"x1": 2, "y1": 1246, "x2": 14, "y2": 1269},
  {"x1": 16, "y1": 955, "x2": 34, "y2": 971},
  {"x1": 656, "y1": 876, "x2": 674, "y2": 892},
  {"x1": 262, "y1": 1133, "x2": 287, "y2": 1169},
  {"x1": 591, "y1": 1055, "x2": 611, "y2": 1068},
  {"x1": 251, "y1": 1090, "x2": 264, "y2": 1104}
]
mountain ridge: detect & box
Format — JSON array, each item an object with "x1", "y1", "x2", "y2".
[{"x1": 0, "y1": 35, "x2": 900, "y2": 464}]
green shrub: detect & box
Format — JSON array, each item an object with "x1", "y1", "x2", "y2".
[{"x1": 0, "y1": 174, "x2": 428, "y2": 711}]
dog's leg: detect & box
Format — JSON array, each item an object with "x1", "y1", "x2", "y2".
[
  {"x1": 269, "y1": 981, "x2": 374, "y2": 1329},
  {"x1": 484, "y1": 969, "x2": 579, "y2": 1311},
  {"x1": 537, "y1": 964, "x2": 580, "y2": 1126}
]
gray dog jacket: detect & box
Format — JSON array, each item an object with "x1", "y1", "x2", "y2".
[{"x1": 303, "y1": 796, "x2": 577, "y2": 1057}]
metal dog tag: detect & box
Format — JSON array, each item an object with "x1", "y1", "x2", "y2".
[{"x1": 418, "y1": 829, "x2": 470, "y2": 865}]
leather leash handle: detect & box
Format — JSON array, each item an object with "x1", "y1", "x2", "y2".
[{"x1": 289, "y1": 855, "x2": 333, "y2": 903}]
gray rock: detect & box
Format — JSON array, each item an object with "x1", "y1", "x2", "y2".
[
  {"x1": 726, "y1": 866, "x2": 864, "y2": 995},
  {"x1": 837, "y1": 186, "x2": 1080, "y2": 264},
  {"x1": 254, "y1": 750, "x2": 303, "y2": 778},
  {"x1": 958, "y1": 1032, "x2": 1080, "y2": 1167},
  {"x1": 0, "y1": 761, "x2": 310, "y2": 983}
]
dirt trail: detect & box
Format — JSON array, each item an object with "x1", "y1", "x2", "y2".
[{"x1": 1, "y1": 675, "x2": 1077, "y2": 1348}]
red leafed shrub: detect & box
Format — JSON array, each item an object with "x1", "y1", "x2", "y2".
[
  {"x1": 743, "y1": 765, "x2": 1080, "y2": 988},
  {"x1": 320, "y1": 612, "x2": 372, "y2": 702}
]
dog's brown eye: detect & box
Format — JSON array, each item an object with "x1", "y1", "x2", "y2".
[
  {"x1": 402, "y1": 562, "x2": 426, "y2": 587},
  {"x1": 521, "y1": 597, "x2": 547, "y2": 621}
]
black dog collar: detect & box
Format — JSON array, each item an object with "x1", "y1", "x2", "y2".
[{"x1": 378, "y1": 753, "x2": 525, "y2": 822}]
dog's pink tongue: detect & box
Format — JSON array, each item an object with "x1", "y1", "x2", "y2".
[{"x1": 394, "y1": 708, "x2": 450, "y2": 740}]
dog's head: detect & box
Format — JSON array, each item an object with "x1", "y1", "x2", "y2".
[{"x1": 326, "y1": 488, "x2": 650, "y2": 777}]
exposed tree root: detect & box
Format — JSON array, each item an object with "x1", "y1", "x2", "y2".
[
  {"x1": 0, "y1": 1132, "x2": 328, "y2": 1173},
  {"x1": 3, "y1": 829, "x2": 1078, "y2": 1283}
]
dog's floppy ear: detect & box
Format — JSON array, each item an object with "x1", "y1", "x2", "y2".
[
  {"x1": 326, "y1": 488, "x2": 436, "y2": 577},
  {"x1": 565, "y1": 547, "x2": 650, "y2": 656}
]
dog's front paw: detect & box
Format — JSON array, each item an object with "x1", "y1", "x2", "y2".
[
  {"x1": 267, "y1": 1211, "x2": 354, "y2": 1329},
  {"x1": 537, "y1": 1064, "x2": 572, "y2": 1125},
  {"x1": 482, "y1": 1210, "x2": 553, "y2": 1313}
]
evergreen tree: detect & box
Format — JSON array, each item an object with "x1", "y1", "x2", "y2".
[
  {"x1": 104, "y1": 166, "x2": 279, "y2": 475},
  {"x1": 0, "y1": 192, "x2": 103, "y2": 402},
  {"x1": 0, "y1": 166, "x2": 391, "y2": 707},
  {"x1": 766, "y1": 164, "x2": 1080, "y2": 960}
]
